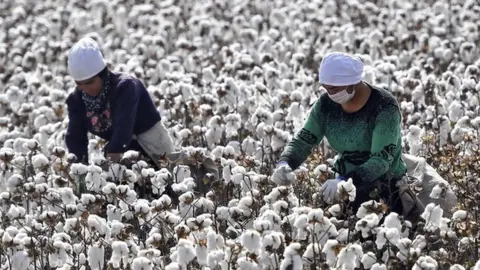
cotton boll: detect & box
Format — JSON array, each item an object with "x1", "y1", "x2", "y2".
[
  {"x1": 11, "y1": 250, "x2": 29, "y2": 270},
  {"x1": 429, "y1": 184, "x2": 446, "y2": 199},
  {"x1": 240, "y1": 230, "x2": 262, "y2": 253},
  {"x1": 355, "y1": 213, "x2": 380, "y2": 238},
  {"x1": 132, "y1": 257, "x2": 153, "y2": 270},
  {"x1": 337, "y1": 178, "x2": 356, "y2": 202},
  {"x1": 337, "y1": 243, "x2": 363, "y2": 270},
  {"x1": 421, "y1": 203, "x2": 444, "y2": 232},
  {"x1": 450, "y1": 265, "x2": 466, "y2": 270},
  {"x1": 361, "y1": 252, "x2": 377, "y2": 269},
  {"x1": 109, "y1": 241, "x2": 130, "y2": 268},
  {"x1": 88, "y1": 243, "x2": 105, "y2": 270},
  {"x1": 165, "y1": 262, "x2": 181, "y2": 270},
  {"x1": 280, "y1": 242, "x2": 303, "y2": 270},
  {"x1": 371, "y1": 263, "x2": 387, "y2": 270},
  {"x1": 174, "y1": 239, "x2": 196, "y2": 265},
  {"x1": 448, "y1": 100, "x2": 464, "y2": 122},
  {"x1": 322, "y1": 239, "x2": 341, "y2": 266},
  {"x1": 406, "y1": 125, "x2": 424, "y2": 155},
  {"x1": 452, "y1": 210, "x2": 467, "y2": 221},
  {"x1": 412, "y1": 255, "x2": 439, "y2": 270}
]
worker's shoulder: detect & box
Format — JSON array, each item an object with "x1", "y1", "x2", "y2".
[
  {"x1": 316, "y1": 91, "x2": 334, "y2": 107},
  {"x1": 370, "y1": 84, "x2": 400, "y2": 108},
  {"x1": 111, "y1": 71, "x2": 145, "y2": 91},
  {"x1": 66, "y1": 88, "x2": 82, "y2": 105}
]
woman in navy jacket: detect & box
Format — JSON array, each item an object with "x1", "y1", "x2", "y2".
[{"x1": 65, "y1": 37, "x2": 174, "y2": 166}]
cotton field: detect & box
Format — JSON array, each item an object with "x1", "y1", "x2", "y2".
[{"x1": 1, "y1": 0, "x2": 480, "y2": 269}]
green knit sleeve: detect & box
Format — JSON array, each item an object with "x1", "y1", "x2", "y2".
[
  {"x1": 278, "y1": 98, "x2": 326, "y2": 170},
  {"x1": 346, "y1": 103, "x2": 402, "y2": 183}
]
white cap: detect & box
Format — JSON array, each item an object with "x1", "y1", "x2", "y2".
[
  {"x1": 318, "y1": 52, "x2": 364, "y2": 86},
  {"x1": 67, "y1": 37, "x2": 106, "y2": 81}
]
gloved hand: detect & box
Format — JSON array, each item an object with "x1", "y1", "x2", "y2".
[
  {"x1": 272, "y1": 161, "x2": 296, "y2": 186},
  {"x1": 320, "y1": 176, "x2": 346, "y2": 204}
]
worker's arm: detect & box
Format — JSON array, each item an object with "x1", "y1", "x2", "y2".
[
  {"x1": 65, "y1": 93, "x2": 89, "y2": 164},
  {"x1": 278, "y1": 98, "x2": 326, "y2": 170}
]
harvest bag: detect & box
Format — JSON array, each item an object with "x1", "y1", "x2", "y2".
[
  {"x1": 133, "y1": 120, "x2": 175, "y2": 166},
  {"x1": 399, "y1": 153, "x2": 458, "y2": 218}
]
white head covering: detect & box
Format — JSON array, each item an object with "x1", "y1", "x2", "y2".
[
  {"x1": 67, "y1": 37, "x2": 106, "y2": 81},
  {"x1": 318, "y1": 52, "x2": 364, "y2": 86}
]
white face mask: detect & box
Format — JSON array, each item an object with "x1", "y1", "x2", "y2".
[{"x1": 328, "y1": 87, "x2": 355, "y2": 104}]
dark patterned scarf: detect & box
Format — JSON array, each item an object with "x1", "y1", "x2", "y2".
[{"x1": 81, "y1": 71, "x2": 113, "y2": 133}]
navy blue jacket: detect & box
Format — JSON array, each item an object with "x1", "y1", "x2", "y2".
[{"x1": 65, "y1": 72, "x2": 161, "y2": 163}]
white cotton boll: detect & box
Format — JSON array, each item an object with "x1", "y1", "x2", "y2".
[
  {"x1": 11, "y1": 250, "x2": 29, "y2": 270},
  {"x1": 450, "y1": 264, "x2": 466, "y2": 270},
  {"x1": 376, "y1": 227, "x2": 401, "y2": 249},
  {"x1": 231, "y1": 166, "x2": 247, "y2": 185},
  {"x1": 273, "y1": 200, "x2": 289, "y2": 214},
  {"x1": 225, "y1": 113, "x2": 242, "y2": 138},
  {"x1": 328, "y1": 204, "x2": 342, "y2": 217},
  {"x1": 293, "y1": 213, "x2": 308, "y2": 230},
  {"x1": 429, "y1": 184, "x2": 444, "y2": 199},
  {"x1": 337, "y1": 178, "x2": 356, "y2": 202},
  {"x1": 395, "y1": 237, "x2": 412, "y2": 261},
  {"x1": 7, "y1": 205, "x2": 26, "y2": 219},
  {"x1": 215, "y1": 206, "x2": 230, "y2": 220},
  {"x1": 32, "y1": 153, "x2": 49, "y2": 169},
  {"x1": 361, "y1": 252, "x2": 377, "y2": 269},
  {"x1": 371, "y1": 263, "x2": 387, "y2": 270},
  {"x1": 70, "y1": 163, "x2": 89, "y2": 175},
  {"x1": 88, "y1": 243, "x2": 105, "y2": 270},
  {"x1": 337, "y1": 243, "x2": 363, "y2": 270},
  {"x1": 211, "y1": 146, "x2": 224, "y2": 160},
  {"x1": 196, "y1": 244, "x2": 208, "y2": 266},
  {"x1": 109, "y1": 241, "x2": 129, "y2": 268},
  {"x1": 322, "y1": 239, "x2": 340, "y2": 266},
  {"x1": 407, "y1": 125, "x2": 424, "y2": 155},
  {"x1": 254, "y1": 219, "x2": 273, "y2": 233},
  {"x1": 313, "y1": 164, "x2": 328, "y2": 176},
  {"x1": 165, "y1": 262, "x2": 181, "y2": 270},
  {"x1": 448, "y1": 100, "x2": 463, "y2": 123},
  {"x1": 240, "y1": 230, "x2": 261, "y2": 253},
  {"x1": 241, "y1": 137, "x2": 257, "y2": 155},
  {"x1": 303, "y1": 243, "x2": 322, "y2": 264},
  {"x1": 355, "y1": 213, "x2": 380, "y2": 238},
  {"x1": 223, "y1": 145, "x2": 236, "y2": 158},
  {"x1": 207, "y1": 250, "x2": 225, "y2": 269},
  {"x1": 237, "y1": 257, "x2": 261, "y2": 270},
  {"x1": 384, "y1": 212, "x2": 402, "y2": 231},
  {"x1": 280, "y1": 242, "x2": 303, "y2": 270},
  {"x1": 421, "y1": 203, "x2": 444, "y2": 231},
  {"x1": 176, "y1": 239, "x2": 196, "y2": 265},
  {"x1": 81, "y1": 194, "x2": 96, "y2": 205},
  {"x1": 173, "y1": 165, "x2": 191, "y2": 182},
  {"x1": 412, "y1": 255, "x2": 439, "y2": 270},
  {"x1": 452, "y1": 210, "x2": 467, "y2": 221},
  {"x1": 132, "y1": 257, "x2": 153, "y2": 270},
  {"x1": 307, "y1": 209, "x2": 324, "y2": 222},
  {"x1": 207, "y1": 230, "x2": 217, "y2": 252}
]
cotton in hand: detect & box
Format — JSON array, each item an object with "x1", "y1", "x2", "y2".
[
  {"x1": 320, "y1": 178, "x2": 342, "y2": 204},
  {"x1": 272, "y1": 163, "x2": 296, "y2": 186}
]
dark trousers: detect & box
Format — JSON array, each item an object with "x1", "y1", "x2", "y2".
[{"x1": 349, "y1": 176, "x2": 404, "y2": 216}]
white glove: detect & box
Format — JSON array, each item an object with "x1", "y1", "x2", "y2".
[
  {"x1": 272, "y1": 162, "x2": 296, "y2": 186},
  {"x1": 320, "y1": 178, "x2": 343, "y2": 204}
]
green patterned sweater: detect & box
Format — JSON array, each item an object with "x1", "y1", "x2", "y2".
[{"x1": 279, "y1": 84, "x2": 407, "y2": 184}]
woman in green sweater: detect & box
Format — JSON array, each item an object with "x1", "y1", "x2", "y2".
[{"x1": 274, "y1": 52, "x2": 408, "y2": 215}]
